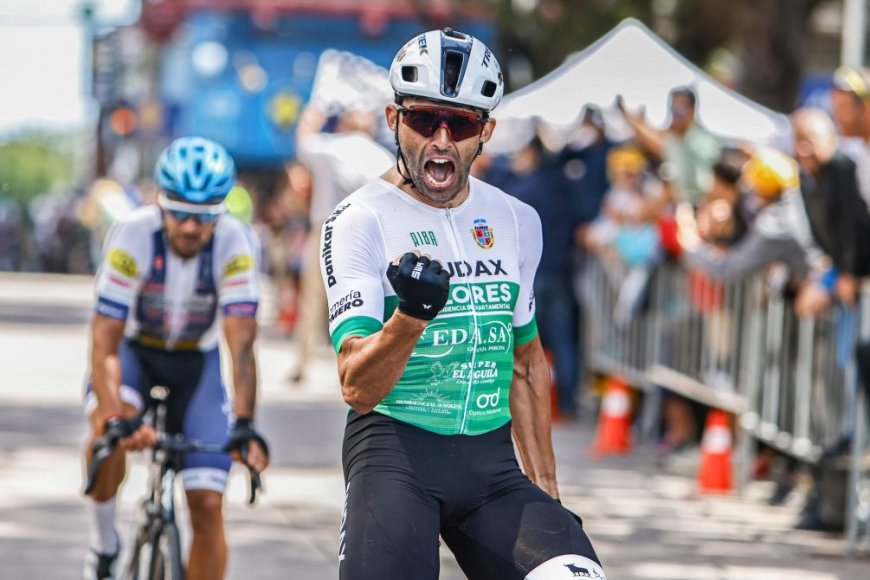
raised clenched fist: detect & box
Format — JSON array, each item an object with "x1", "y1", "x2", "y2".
[{"x1": 386, "y1": 251, "x2": 451, "y2": 321}]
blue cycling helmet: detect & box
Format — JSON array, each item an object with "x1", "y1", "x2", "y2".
[{"x1": 155, "y1": 136, "x2": 236, "y2": 203}]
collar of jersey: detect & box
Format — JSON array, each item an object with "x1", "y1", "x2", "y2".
[
  {"x1": 376, "y1": 176, "x2": 477, "y2": 215},
  {"x1": 158, "y1": 192, "x2": 227, "y2": 215}
]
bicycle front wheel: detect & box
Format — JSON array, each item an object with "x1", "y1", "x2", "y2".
[
  {"x1": 148, "y1": 522, "x2": 184, "y2": 580},
  {"x1": 121, "y1": 524, "x2": 150, "y2": 580}
]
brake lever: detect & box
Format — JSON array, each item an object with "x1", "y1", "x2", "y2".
[{"x1": 238, "y1": 445, "x2": 262, "y2": 505}]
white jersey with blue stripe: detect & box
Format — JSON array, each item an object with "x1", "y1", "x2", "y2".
[{"x1": 94, "y1": 206, "x2": 260, "y2": 351}]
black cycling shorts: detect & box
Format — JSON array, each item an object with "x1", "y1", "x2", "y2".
[{"x1": 339, "y1": 411, "x2": 600, "y2": 580}]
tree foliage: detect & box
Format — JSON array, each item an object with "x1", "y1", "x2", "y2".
[
  {"x1": 484, "y1": 0, "x2": 827, "y2": 112},
  {"x1": 0, "y1": 132, "x2": 77, "y2": 207}
]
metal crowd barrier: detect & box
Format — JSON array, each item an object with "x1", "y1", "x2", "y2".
[{"x1": 580, "y1": 255, "x2": 870, "y2": 551}]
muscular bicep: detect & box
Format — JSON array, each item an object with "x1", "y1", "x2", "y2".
[
  {"x1": 91, "y1": 313, "x2": 127, "y2": 355},
  {"x1": 512, "y1": 336, "x2": 546, "y2": 385}
]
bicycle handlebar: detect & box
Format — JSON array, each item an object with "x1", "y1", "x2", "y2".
[{"x1": 84, "y1": 431, "x2": 263, "y2": 504}]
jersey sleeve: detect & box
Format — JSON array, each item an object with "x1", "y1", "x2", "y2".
[
  {"x1": 216, "y1": 217, "x2": 261, "y2": 318},
  {"x1": 94, "y1": 219, "x2": 148, "y2": 320},
  {"x1": 321, "y1": 200, "x2": 387, "y2": 353},
  {"x1": 510, "y1": 199, "x2": 543, "y2": 345}
]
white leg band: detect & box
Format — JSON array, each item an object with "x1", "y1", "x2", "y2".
[
  {"x1": 84, "y1": 384, "x2": 145, "y2": 416},
  {"x1": 181, "y1": 467, "x2": 228, "y2": 493},
  {"x1": 526, "y1": 554, "x2": 606, "y2": 579}
]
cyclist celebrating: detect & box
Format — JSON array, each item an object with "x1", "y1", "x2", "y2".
[
  {"x1": 323, "y1": 29, "x2": 605, "y2": 579},
  {"x1": 82, "y1": 137, "x2": 270, "y2": 580}
]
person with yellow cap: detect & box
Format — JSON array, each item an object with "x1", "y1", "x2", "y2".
[
  {"x1": 679, "y1": 147, "x2": 823, "y2": 281},
  {"x1": 831, "y1": 66, "x2": 870, "y2": 207}
]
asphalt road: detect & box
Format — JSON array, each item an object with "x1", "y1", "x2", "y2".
[{"x1": 1, "y1": 273, "x2": 868, "y2": 579}]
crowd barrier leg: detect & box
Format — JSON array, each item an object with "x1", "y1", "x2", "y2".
[
  {"x1": 847, "y1": 282, "x2": 870, "y2": 555},
  {"x1": 846, "y1": 387, "x2": 869, "y2": 554},
  {"x1": 736, "y1": 277, "x2": 765, "y2": 492}
]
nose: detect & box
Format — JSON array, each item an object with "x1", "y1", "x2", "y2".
[
  {"x1": 178, "y1": 216, "x2": 203, "y2": 230},
  {"x1": 432, "y1": 121, "x2": 453, "y2": 145}
]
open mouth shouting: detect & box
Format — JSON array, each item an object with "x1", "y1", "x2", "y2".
[{"x1": 422, "y1": 156, "x2": 458, "y2": 191}]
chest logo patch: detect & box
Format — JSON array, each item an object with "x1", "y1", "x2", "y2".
[
  {"x1": 471, "y1": 218, "x2": 494, "y2": 249},
  {"x1": 224, "y1": 254, "x2": 253, "y2": 278},
  {"x1": 109, "y1": 248, "x2": 138, "y2": 278}
]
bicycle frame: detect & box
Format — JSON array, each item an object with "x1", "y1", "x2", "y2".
[
  {"x1": 84, "y1": 385, "x2": 262, "y2": 580},
  {"x1": 122, "y1": 387, "x2": 184, "y2": 580}
]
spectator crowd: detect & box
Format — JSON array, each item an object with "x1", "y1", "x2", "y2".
[{"x1": 2, "y1": 62, "x2": 870, "y2": 537}]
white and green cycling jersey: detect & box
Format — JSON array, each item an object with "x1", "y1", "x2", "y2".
[{"x1": 321, "y1": 176, "x2": 542, "y2": 436}]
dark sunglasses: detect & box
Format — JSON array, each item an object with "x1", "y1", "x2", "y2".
[
  {"x1": 159, "y1": 192, "x2": 224, "y2": 224},
  {"x1": 163, "y1": 208, "x2": 222, "y2": 224},
  {"x1": 397, "y1": 105, "x2": 485, "y2": 141}
]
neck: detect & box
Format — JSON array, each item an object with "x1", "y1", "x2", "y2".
[{"x1": 382, "y1": 168, "x2": 470, "y2": 209}]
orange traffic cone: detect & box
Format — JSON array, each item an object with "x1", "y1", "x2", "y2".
[
  {"x1": 697, "y1": 409, "x2": 733, "y2": 494},
  {"x1": 592, "y1": 377, "x2": 633, "y2": 455}
]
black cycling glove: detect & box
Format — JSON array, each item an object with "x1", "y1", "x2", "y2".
[
  {"x1": 386, "y1": 252, "x2": 451, "y2": 321},
  {"x1": 224, "y1": 417, "x2": 270, "y2": 460},
  {"x1": 91, "y1": 416, "x2": 143, "y2": 458}
]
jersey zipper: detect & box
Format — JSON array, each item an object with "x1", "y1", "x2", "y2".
[{"x1": 443, "y1": 207, "x2": 478, "y2": 434}]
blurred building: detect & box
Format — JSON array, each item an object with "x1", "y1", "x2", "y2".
[{"x1": 92, "y1": 0, "x2": 495, "y2": 184}]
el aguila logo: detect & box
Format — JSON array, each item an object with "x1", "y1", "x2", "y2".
[{"x1": 471, "y1": 218, "x2": 494, "y2": 249}]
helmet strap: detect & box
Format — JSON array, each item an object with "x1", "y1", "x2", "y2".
[{"x1": 393, "y1": 112, "x2": 421, "y2": 191}]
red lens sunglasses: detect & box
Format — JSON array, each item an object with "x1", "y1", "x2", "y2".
[{"x1": 397, "y1": 105, "x2": 486, "y2": 142}]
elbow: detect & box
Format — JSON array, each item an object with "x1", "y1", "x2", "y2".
[{"x1": 341, "y1": 384, "x2": 376, "y2": 414}]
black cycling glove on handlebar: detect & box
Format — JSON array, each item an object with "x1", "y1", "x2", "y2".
[
  {"x1": 94, "y1": 417, "x2": 142, "y2": 451},
  {"x1": 386, "y1": 253, "x2": 451, "y2": 321},
  {"x1": 224, "y1": 417, "x2": 270, "y2": 460}
]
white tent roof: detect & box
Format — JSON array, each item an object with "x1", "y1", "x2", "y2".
[{"x1": 489, "y1": 18, "x2": 792, "y2": 153}]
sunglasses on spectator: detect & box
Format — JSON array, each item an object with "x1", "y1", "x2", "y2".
[
  {"x1": 397, "y1": 105, "x2": 486, "y2": 141},
  {"x1": 158, "y1": 192, "x2": 225, "y2": 224}
]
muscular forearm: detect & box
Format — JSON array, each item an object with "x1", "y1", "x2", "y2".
[
  {"x1": 338, "y1": 311, "x2": 427, "y2": 413},
  {"x1": 232, "y1": 345, "x2": 257, "y2": 418},
  {"x1": 224, "y1": 317, "x2": 258, "y2": 418},
  {"x1": 510, "y1": 340, "x2": 559, "y2": 497}
]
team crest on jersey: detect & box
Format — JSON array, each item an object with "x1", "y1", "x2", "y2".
[
  {"x1": 471, "y1": 218, "x2": 494, "y2": 249},
  {"x1": 224, "y1": 254, "x2": 253, "y2": 278},
  {"x1": 109, "y1": 248, "x2": 138, "y2": 278}
]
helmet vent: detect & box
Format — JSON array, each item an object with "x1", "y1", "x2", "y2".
[
  {"x1": 401, "y1": 65, "x2": 418, "y2": 83},
  {"x1": 443, "y1": 51, "x2": 465, "y2": 97},
  {"x1": 481, "y1": 81, "x2": 497, "y2": 98}
]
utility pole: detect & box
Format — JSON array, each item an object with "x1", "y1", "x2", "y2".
[
  {"x1": 80, "y1": 1, "x2": 100, "y2": 182},
  {"x1": 841, "y1": 0, "x2": 867, "y2": 67}
]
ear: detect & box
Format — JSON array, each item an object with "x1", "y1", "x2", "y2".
[
  {"x1": 479, "y1": 118, "x2": 497, "y2": 144},
  {"x1": 385, "y1": 104, "x2": 399, "y2": 132}
]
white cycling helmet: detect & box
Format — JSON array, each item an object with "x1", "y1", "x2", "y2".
[{"x1": 389, "y1": 28, "x2": 504, "y2": 114}]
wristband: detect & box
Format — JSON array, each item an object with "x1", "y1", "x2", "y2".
[
  {"x1": 819, "y1": 266, "x2": 838, "y2": 293},
  {"x1": 235, "y1": 417, "x2": 254, "y2": 428}
]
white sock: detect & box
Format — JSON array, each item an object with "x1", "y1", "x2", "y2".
[{"x1": 87, "y1": 498, "x2": 119, "y2": 555}]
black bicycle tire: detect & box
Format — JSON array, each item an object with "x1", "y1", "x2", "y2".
[
  {"x1": 120, "y1": 525, "x2": 151, "y2": 580},
  {"x1": 148, "y1": 522, "x2": 184, "y2": 580}
]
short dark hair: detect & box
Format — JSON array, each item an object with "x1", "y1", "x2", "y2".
[
  {"x1": 670, "y1": 86, "x2": 697, "y2": 108},
  {"x1": 713, "y1": 160, "x2": 742, "y2": 186}
]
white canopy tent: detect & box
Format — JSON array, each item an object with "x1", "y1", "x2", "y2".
[{"x1": 488, "y1": 18, "x2": 792, "y2": 154}]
